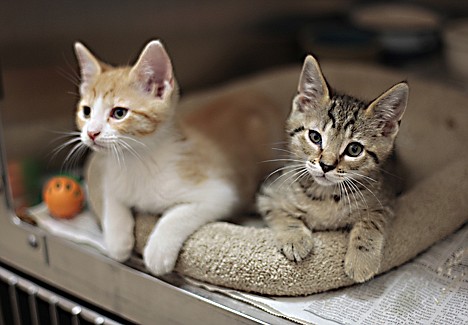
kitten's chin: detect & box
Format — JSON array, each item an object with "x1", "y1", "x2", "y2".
[
  {"x1": 313, "y1": 175, "x2": 337, "y2": 187},
  {"x1": 85, "y1": 142, "x2": 105, "y2": 152},
  {"x1": 306, "y1": 166, "x2": 337, "y2": 186},
  {"x1": 90, "y1": 145, "x2": 103, "y2": 152}
]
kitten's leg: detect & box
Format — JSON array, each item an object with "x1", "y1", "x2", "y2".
[
  {"x1": 102, "y1": 196, "x2": 135, "y2": 262},
  {"x1": 258, "y1": 193, "x2": 313, "y2": 262},
  {"x1": 268, "y1": 212, "x2": 313, "y2": 262},
  {"x1": 144, "y1": 185, "x2": 237, "y2": 276},
  {"x1": 344, "y1": 209, "x2": 391, "y2": 282}
]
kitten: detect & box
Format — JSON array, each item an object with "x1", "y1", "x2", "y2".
[
  {"x1": 257, "y1": 55, "x2": 408, "y2": 282},
  {"x1": 73, "y1": 40, "x2": 284, "y2": 275}
]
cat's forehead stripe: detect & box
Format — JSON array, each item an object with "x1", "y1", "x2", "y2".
[
  {"x1": 343, "y1": 118, "x2": 355, "y2": 132},
  {"x1": 327, "y1": 100, "x2": 337, "y2": 128},
  {"x1": 103, "y1": 89, "x2": 114, "y2": 99},
  {"x1": 342, "y1": 107, "x2": 362, "y2": 132},
  {"x1": 328, "y1": 94, "x2": 366, "y2": 132}
]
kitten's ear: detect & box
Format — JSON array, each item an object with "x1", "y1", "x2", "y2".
[
  {"x1": 130, "y1": 40, "x2": 174, "y2": 99},
  {"x1": 74, "y1": 42, "x2": 102, "y2": 94},
  {"x1": 366, "y1": 82, "x2": 409, "y2": 137},
  {"x1": 297, "y1": 55, "x2": 330, "y2": 104}
]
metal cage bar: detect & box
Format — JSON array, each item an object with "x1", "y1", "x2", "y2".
[{"x1": 0, "y1": 266, "x2": 122, "y2": 325}]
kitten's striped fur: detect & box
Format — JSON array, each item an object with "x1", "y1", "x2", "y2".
[{"x1": 257, "y1": 55, "x2": 408, "y2": 282}]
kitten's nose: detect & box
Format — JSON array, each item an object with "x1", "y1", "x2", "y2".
[
  {"x1": 87, "y1": 131, "x2": 101, "y2": 141},
  {"x1": 319, "y1": 161, "x2": 336, "y2": 173}
]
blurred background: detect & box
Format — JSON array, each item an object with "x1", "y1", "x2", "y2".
[
  {"x1": 2, "y1": 0, "x2": 468, "y2": 207},
  {"x1": 3, "y1": 0, "x2": 468, "y2": 90}
]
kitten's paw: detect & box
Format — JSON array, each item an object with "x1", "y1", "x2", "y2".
[
  {"x1": 143, "y1": 240, "x2": 179, "y2": 276},
  {"x1": 105, "y1": 236, "x2": 133, "y2": 262},
  {"x1": 106, "y1": 245, "x2": 132, "y2": 262},
  {"x1": 344, "y1": 246, "x2": 381, "y2": 283},
  {"x1": 276, "y1": 227, "x2": 313, "y2": 262}
]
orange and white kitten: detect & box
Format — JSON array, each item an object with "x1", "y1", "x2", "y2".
[{"x1": 74, "y1": 40, "x2": 283, "y2": 275}]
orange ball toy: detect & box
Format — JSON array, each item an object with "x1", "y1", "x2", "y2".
[{"x1": 43, "y1": 176, "x2": 84, "y2": 219}]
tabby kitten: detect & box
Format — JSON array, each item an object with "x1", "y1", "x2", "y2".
[
  {"x1": 73, "y1": 40, "x2": 282, "y2": 275},
  {"x1": 257, "y1": 55, "x2": 408, "y2": 282}
]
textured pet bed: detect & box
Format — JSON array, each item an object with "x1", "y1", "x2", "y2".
[{"x1": 87, "y1": 62, "x2": 468, "y2": 296}]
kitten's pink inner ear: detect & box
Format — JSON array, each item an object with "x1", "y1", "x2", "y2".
[
  {"x1": 131, "y1": 40, "x2": 174, "y2": 99},
  {"x1": 74, "y1": 42, "x2": 101, "y2": 88}
]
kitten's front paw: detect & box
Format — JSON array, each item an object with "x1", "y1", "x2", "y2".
[
  {"x1": 106, "y1": 245, "x2": 132, "y2": 262},
  {"x1": 276, "y1": 227, "x2": 313, "y2": 262},
  {"x1": 344, "y1": 246, "x2": 381, "y2": 283},
  {"x1": 143, "y1": 239, "x2": 179, "y2": 276},
  {"x1": 105, "y1": 236, "x2": 133, "y2": 262}
]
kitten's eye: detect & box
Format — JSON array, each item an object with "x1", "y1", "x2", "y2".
[
  {"x1": 309, "y1": 130, "x2": 322, "y2": 145},
  {"x1": 82, "y1": 106, "x2": 91, "y2": 118},
  {"x1": 111, "y1": 107, "x2": 129, "y2": 120},
  {"x1": 345, "y1": 142, "x2": 364, "y2": 157}
]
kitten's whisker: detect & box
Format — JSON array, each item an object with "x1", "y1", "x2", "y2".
[
  {"x1": 271, "y1": 147, "x2": 302, "y2": 159},
  {"x1": 271, "y1": 147, "x2": 294, "y2": 154},
  {"x1": 111, "y1": 143, "x2": 123, "y2": 169},
  {"x1": 340, "y1": 181, "x2": 353, "y2": 217},
  {"x1": 270, "y1": 141, "x2": 289, "y2": 146},
  {"x1": 114, "y1": 143, "x2": 126, "y2": 170},
  {"x1": 349, "y1": 176, "x2": 384, "y2": 209},
  {"x1": 56, "y1": 67, "x2": 81, "y2": 88},
  {"x1": 118, "y1": 144, "x2": 128, "y2": 170},
  {"x1": 266, "y1": 141, "x2": 289, "y2": 150},
  {"x1": 340, "y1": 183, "x2": 352, "y2": 214},
  {"x1": 262, "y1": 158, "x2": 305, "y2": 164},
  {"x1": 264, "y1": 164, "x2": 305, "y2": 182},
  {"x1": 277, "y1": 168, "x2": 307, "y2": 191},
  {"x1": 61, "y1": 142, "x2": 86, "y2": 173},
  {"x1": 48, "y1": 134, "x2": 82, "y2": 155},
  {"x1": 113, "y1": 143, "x2": 122, "y2": 167},
  {"x1": 68, "y1": 145, "x2": 88, "y2": 174},
  {"x1": 298, "y1": 169, "x2": 311, "y2": 183},
  {"x1": 345, "y1": 177, "x2": 368, "y2": 210},
  {"x1": 105, "y1": 136, "x2": 150, "y2": 164},
  {"x1": 63, "y1": 142, "x2": 83, "y2": 164},
  {"x1": 67, "y1": 91, "x2": 81, "y2": 98},
  {"x1": 49, "y1": 130, "x2": 82, "y2": 136},
  {"x1": 347, "y1": 171, "x2": 378, "y2": 183},
  {"x1": 106, "y1": 142, "x2": 117, "y2": 166},
  {"x1": 49, "y1": 137, "x2": 82, "y2": 160},
  {"x1": 344, "y1": 179, "x2": 364, "y2": 217},
  {"x1": 119, "y1": 135, "x2": 149, "y2": 149},
  {"x1": 119, "y1": 141, "x2": 141, "y2": 159},
  {"x1": 269, "y1": 166, "x2": 306, "y2": 188},
  {"x1": 377, "y1": 167, "x2": 403, "y2": 179},
  {"x1": 50, "y1": 135, "x2": 81, "y2": 148},
  {"x1": 338, "y1": 182, "x2": 346, "y2": 214},
  {"x1": 290, "y1": 170, "x2": 310, "y2": 190},
  {"x1": 58, "y1": 58, "x2": 81, "y2": 87},
  {"x1": 118, "y1": 139, "x2": 146, "y2": 166}
]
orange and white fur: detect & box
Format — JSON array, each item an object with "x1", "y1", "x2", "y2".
[{"x1": 74, "y1": 40, "x2": 284, "y2": 275}]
